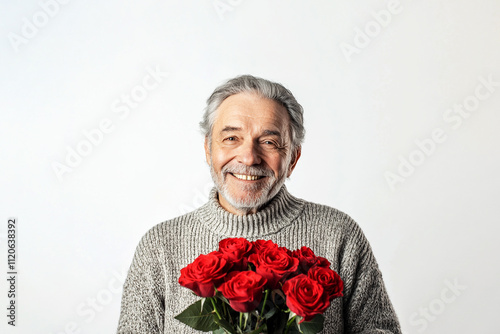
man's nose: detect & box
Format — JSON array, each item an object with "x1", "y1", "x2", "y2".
[{"x1": 237, "y1": 141, "x2": 262, "y2": 166}]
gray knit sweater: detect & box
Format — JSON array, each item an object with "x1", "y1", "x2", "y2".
[{"x1": 117, "y1": 186, "x2": 401, "y2": 333}]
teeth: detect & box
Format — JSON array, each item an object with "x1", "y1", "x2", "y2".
[{"x1": 232, "y1": 173, "x2": 262, "y2": 181}]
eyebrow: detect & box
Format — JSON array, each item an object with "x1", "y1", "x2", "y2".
[
  {"x1": 220, "y1": 126, "x2": 242, "y2": 134},
  {"x1": 262, "y1": 129, "x2": 282, "y2": 137},
  {"x1": 219, "y1": 126, "x2": 282, "y2": 138}
]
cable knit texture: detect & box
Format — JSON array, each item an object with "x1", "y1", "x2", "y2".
[{"x1": 117, "y1": 186, "x2": 402, "y2": 333}]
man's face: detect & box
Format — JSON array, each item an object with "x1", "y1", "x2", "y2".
[{"x1": 205, "y1": 92, "x2": 301, "y2": 215}]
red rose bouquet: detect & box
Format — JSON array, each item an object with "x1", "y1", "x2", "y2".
[{"x1": 175, "y1": 238, "x2": 343, "y2": 333}]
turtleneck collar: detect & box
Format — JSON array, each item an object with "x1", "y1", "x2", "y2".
[{"x1": 196, "y1": 185, "x2": 305, "y2": 238}]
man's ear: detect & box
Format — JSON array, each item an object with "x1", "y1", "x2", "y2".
[
  {"x1": 204, "y1": 136, "x2": 211, "y2": 165},
  {"x1": 287, "y1": 146, "x2": 301, "y2": 177}
]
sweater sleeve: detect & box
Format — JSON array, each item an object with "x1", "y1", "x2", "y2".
[
  {"x1": 340, "y1": 221, "x2": 402, "y2": 334},
  {"x1": 117, "y1": 230, "x2": 166, "y2": 333}
]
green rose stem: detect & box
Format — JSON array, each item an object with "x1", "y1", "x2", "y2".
[
  {"x1": 222, "y1": 301, "x2": 228, "y2": 318},
  {"x1": 243, "y1": 312, "x2": 249, "y2": 329},
  {"x1": 210, "y1": 298, "x2": 222, "y2": 320},
  {"x1": 284, "y1": 315, "x2": 297, "y2": 334},
  {"x1": 260, "y1": 289, "x2": 270, "y2": 318},
  {"x1": 239, "y1": 312, "x2": 243, "y2": 329}
]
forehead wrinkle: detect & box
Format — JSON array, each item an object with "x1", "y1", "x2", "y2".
[{"x1": 213, "y1": 94, "x2": 291, "y2": 140}]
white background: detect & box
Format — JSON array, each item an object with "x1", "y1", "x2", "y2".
[{"x1": 1, "y1": 1, "x2": 499, "y2": 333}]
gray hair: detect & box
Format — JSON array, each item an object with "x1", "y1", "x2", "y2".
[{"x1": 200, "y1": 75, "x2": 305, "y2": 150}]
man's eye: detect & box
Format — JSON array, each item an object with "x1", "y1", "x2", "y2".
[{"x1": 224, "y1": 137, "x2": 236, "y2": 141}]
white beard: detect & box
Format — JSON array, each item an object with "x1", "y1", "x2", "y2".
[{"x1": 209, "y1": 159, "x2": 289, "y2": 212}]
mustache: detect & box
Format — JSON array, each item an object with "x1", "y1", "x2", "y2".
[{"x1": 221, "y1": 164, "x2": 274, "y2": 177}]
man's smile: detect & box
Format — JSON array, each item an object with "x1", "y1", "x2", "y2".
[{"x1": 229, "y1": 173, "x2": 266, "y2": 181}]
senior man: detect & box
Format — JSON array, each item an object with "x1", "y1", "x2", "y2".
[{"x1": 117, "y1": 75, "x2": 401, "y2": 333}]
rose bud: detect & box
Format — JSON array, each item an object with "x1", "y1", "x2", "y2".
[
  {"x1": 218, "y1": 271, "x2": 267, "y2": 313},
  {"x1": 178, "y1": 251, "x2": 232, "y2": 297}
]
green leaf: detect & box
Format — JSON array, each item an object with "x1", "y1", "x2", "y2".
[
  {"x1": 213, "y1": 315, "x2": 237, "y2": 334},
  {"x1": 262, "y1": 306, "x2": 277, "y2": 320},
  {"x1": 258, "y1": 297, "x2": 277, "y2": 320},
  {"x1": 287, "y1": 327, "x2": 302, "y2": 334},
  {"x1": 175, "y1": 300, "x2": 218, "y2": 332},
  {"x1": 296, "y1": 314, "x2": 325, "y2": 334},
  {"x1": 213, "y1": 329, "x2": 226, "y2": 334}
]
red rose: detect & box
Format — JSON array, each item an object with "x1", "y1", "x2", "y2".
[
  {"x1": 307, "y1": 266, "x2": 343, "y2": 300},
  {"x1": 315, "y1": 256, "x2": 331, "y2": 268},
  {"x1": 178, "y1": 251, "x2": 232, "y2": 297},
  {"x1": 248, "y1": 246, "x2": 299, "y2": 289},
  {"x1": 218, "y1": 271, "x2": 267, "y2": 313},
  {"x1": 251, "y1": 239, "x2": 278, "y2": 254},
  {"x1": 292, "y1": 246, "x2": 320, "y2": 274},
  {"x1": 219, "y1": 238, "x2": 253, "y2": 271},
  {"x1": 282, "y1": 274, "x2": 330, "y2": 323}
]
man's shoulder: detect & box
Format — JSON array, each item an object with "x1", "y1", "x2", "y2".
[
  {"x1": 296, "y1": 196, "x2": 372, "y2": 244},
  {"x1": 299, "y1": 197, "x2": 376, "y2": 262},
  {"x1": 300, "y1": 197, "x2": 358, "y2": 227}
]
